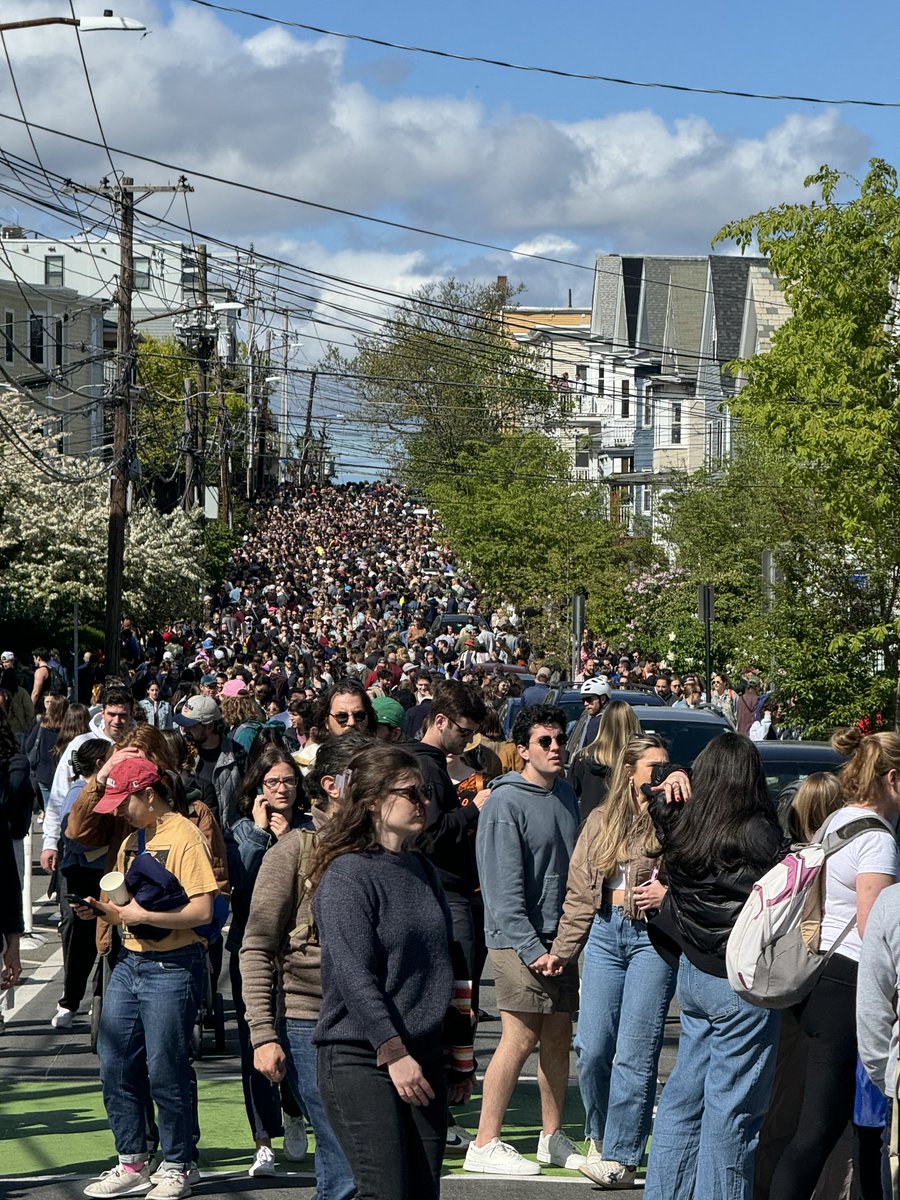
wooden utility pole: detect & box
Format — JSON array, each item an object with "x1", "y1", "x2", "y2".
[
  {"x1": 298, "y1": 370, "x2": 316, "y2": 486},
  {"x1": 66, "y1": 176, "x2": 192, "y2": 674},
  {"x1": 256, "y1": 330, "x2": 272, "y2": 495},
  {"x1": 196, "y1": 244, "x2": 208, "y2": 510}
]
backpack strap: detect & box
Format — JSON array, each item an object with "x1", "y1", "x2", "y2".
[
  {"x1": 819, "y1": 814, "x2": 895, "y2": 858},
  {"x1": 803, "y1": 813, "x2": 895, "y2": 957},
  {"x1": 137, "y1": 827, "x2": 146, "y2": 854},
  {"x1": 289, "y1": 828, "x2": 318, "y2": 943}
]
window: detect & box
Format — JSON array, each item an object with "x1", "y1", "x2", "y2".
[
  {"x1": 617, "y1": 456, "x2": 633, "y2": 474},
  {"x1": 29, "y1": 314, "x2": 44, "y2": 364},
  {"x1": 44, "y1": 255, "x2": 64, "y2": 287},
  {"x1": 575, "y1": 364, "x2": 588, "y2": 394},
  {"x1": 54, "y1": 318, "x2": 64, "y2": 369},
  {"x1": 597, "y1": 366, "x2": 605, "y2": 396},
  {"x1": 134, "y1": 256, "x2": 151, "y2": 291},
  {"x1": 672, "y1": 401, "x2": 682, "y2": 445},
  {"x1": 643, "y1": 486, "x2": 652, "y2": 512},
  {"x1": 643, "y1": 389, "x2": 652, "y2": 427},
  {"x1": 620, "y1": 379, "x2": 630, "y2": 419},
  {"x1": 3, "y1": 311, "x2": 13, "y2": 363},
  {"x1": 574, "y1": 435, "x2": 591, "y2": 469}
]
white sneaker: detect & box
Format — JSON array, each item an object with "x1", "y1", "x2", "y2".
[
  {"x1": 463, "y1": 1138, "x2": 542, "y2": 1176},
  {"x1": 445, "y1": 1124, "x2": 475, "y2": 1155},
  {"x1": 248, "y1": 1146, "x2": 277, "y2": 1178},
  {"x1": 146, "y1": 1168, "x2": 191, "y2": 1199},
  {"x1": 83, "y1": 1164, "x2": 152, "y2": 1197},
  {"x1": 580, "y1": 1157, "x2": 638, "y2": 1188},
  {"x1": 51, "y1": 1005, "x2": 75, "y2": 1029},
  {"x1": 537, "y1": 1128, "x2": 587, "y2": 1170},
  {"x1": 283, "y1": 1114, "x2": 308, "y2": 1161},
  {"x1": 149, "y1": 1164, "x2": 199, "y2": 1186}
]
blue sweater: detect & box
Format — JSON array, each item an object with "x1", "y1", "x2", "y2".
[
  {"x1": 476, "y1": 770, "x2": 580, "y2": 964},
  {"x1": 312, "y1": 848, "x2": 453, "y2": 1060}
]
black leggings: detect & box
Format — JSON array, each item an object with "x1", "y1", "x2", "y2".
[{"x1": 768, "y1": 954, "x2": 878, "y2": 1200}]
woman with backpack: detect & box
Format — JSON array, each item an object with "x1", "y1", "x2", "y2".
[
  {"x1": 24, "y1": 694, "x2": 68, "y2": 815},
  {"x1": 225, "y1": 744, "x2": 312, "y2": 1178},
  {"x1": 767, "y1": 728, "x2": 900, "y2": 1200},
  {"x1": 642, "y1": 733, "x2": 788, "y2": 1200}
]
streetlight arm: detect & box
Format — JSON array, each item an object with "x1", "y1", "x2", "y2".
[{"x1": 0, "y1": 14, "x2": 146, "y2": 33}]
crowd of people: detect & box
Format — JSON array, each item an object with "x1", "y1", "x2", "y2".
[{"x1": 1, "y1": 481, "x2": 900, "y2": 1200}]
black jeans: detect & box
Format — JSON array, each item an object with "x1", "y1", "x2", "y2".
[
  {"x1": 59, "y1": 865, "x2": 104, "y2": 1011},
  {"x1": 317, "y1": 1041, "x2": 447, "y2": 1199},
  {"x1": 769, "y1": 954, "x2": 874, "y2": 1200},
  {"x1": 229, "y1": 952, "x2": 283, "y2": 1141}
]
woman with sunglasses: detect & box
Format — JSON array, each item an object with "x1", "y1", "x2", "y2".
[
  {"x1": 226, "y1": 744, "x2": 311, "y2": 1177},
  {"x1": 309, "y1": 742, "x2": 474, "y2": 1199},
  {"x1": 545, "y1": 735, "x2": 676, "y2": 1189}
]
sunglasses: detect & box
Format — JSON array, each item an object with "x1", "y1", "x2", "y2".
[
  {"x1": 447, "y1": 716, "x2": 479, "y2": 738},
  {"x1": 532, "y1": 733, "x2": 568, "y2": 750},
  {"x1": 392, "y1": 785, "x2": 428, "y2": 804},
  {"x1": 330, "y1": 709, "x2": 368, "y2": 726}
]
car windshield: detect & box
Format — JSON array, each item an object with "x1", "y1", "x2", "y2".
[
  {"x1": 636, "y1": 717, "x2": 730, "y2": 767},
  {"x1": 762, "y1": 754, "x2": 841, "y2": 802}
]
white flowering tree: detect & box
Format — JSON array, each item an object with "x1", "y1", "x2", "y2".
[{"x1": 0, "y1": 389, "x2": 204, "y2": 628}]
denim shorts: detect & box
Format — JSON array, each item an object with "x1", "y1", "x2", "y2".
[{"x1": 488, "y1": 947, "x2": 579, "y2": 1014}]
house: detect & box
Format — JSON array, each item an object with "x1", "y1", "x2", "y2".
[{"x1": 0, "y1": 277, "x2": 105, "y2": 455}]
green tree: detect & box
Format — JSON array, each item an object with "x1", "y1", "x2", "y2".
[
  {"x1": 714, "y1": 158, "x2": 900, "y2": 692},
  {"x1": 336, "y1": 278, "x2": 568, "y2": 486}
]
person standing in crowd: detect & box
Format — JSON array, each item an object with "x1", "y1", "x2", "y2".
[
  {"x1": 141, "y1": 682, "x2": 173, "y2": 731},
  {"x1": 1, "y1": 655, "x2": 35, "y2": 748},
  {"x1": 568, "y1": 701, "x2": 640, "y2": 819},
  {"x1": 76, "y1": 748, "x2": 219, "y2": 1200},
  {"x1": 768, "y1": 728, "x2": 900, "y2": 1200},
  {"x1": 546, "y1": 735, "x2": 676, "y2": 1188},
  {"x1": 42, "y1": 688, "x2": 135, "y2": 883},
  {"x1": 734, "y1": 677, "x2": 761, "y2": 735},
  {"x1": 226, "y1": 745, "x2": 311, "y2": 1178},
  {"x1": 465, "y1": 706, "x2": 584, "y2": 1178},
  {"x1": 708, "y1": 672, "x2": 737, "y2": 725},
  {"x1": 242, "y1": 734, "x2": 370, "y2": 1200},
  {"x1": 24, "y1": 693, "x2": 67, "y2": 814},
  {"x1": 309, "y1": 742, "x2": 474, "y2": 1200},
  {"x1": 0, "y1": 706, "x2": 34, "y2": 938},
  {"x1": 643, "y1": 735, "x2": 787, "y2": 1200},
  {"x1": 174, "y1": 695, "x2": 247, "y2": 828}
]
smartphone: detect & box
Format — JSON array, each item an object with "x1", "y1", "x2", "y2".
[{"x1": 66, "y1": 894, "x2": 105, "y2": 917}]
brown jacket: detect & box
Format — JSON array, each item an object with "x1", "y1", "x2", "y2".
[
  {"x1": 551, "y1": 806, "x2": 663, "y2": 961},
  {"x1": 240, "y1": 825, "x2": 323, "y2": 1046},
  {"x1": 67, "y1": 776, "x2": 230, "y2": 955}
]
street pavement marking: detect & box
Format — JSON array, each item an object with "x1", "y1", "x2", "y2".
[{"x1": 1, "y1": 947, "x2": 64, "y2": 1018}]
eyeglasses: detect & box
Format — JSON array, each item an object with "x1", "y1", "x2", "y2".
[
  {"x1": 391, "y1": 785, "x2": 428, "y2": 804},
  {"x1": 447, "y1": 715, "x2": 479, "y2": 739},
  {"x1": 263, "y1": 776, "x2": 298, "y2": 790},
  {"x1": 330, "y1": 709, "x2": 368, "y2": 726},
  {"x1": 532, "y1": 733, "x2": 568, "y2": 750}
]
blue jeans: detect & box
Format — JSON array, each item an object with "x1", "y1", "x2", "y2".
[
  {"x1": 98, "y1": 945, "x2": 205, "y2": 1169},
  {"x1": 282, "y1": 1019, "x2": 355, "y2": 1200},
  {"x1": 574, "y1": 906, "x2": 675, "y2": 1164},
  {"x1": 645, "y1": 956, "x2": 780, "y2": 1200}
]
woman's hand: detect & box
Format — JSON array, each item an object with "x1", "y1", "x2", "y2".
[
  {"x1": 268, "y1": 811, "x2": 290, "y2": 839},
  {"x1": 633, "y1": 881, "x2": 667, "y2": 912},
  {"x1": 97, "y1": 746, "x2": 144, "y2": 787},
  {"x1": 540, "y1": 954, "x2": 568, "y2": 976},
  {"x1": 1, "y1": 934, "x2": 21, "y2": 990},
  {"x1": 387, "y1": 1054, "x2": 435, "y2": 1106},
  {"x1": 251, "y1": 795, "x2": 270, "y2": 830},
  {"x1": 653, "y1": 770, "x2": 691, "y2": 806},
  {"x1": 447, "y1": 1077, "x2": 473, "y2": 1106}
]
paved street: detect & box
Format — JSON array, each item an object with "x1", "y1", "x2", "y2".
[{"x1": 0, "y1": 834, "x2": 680, "y2": 1199}]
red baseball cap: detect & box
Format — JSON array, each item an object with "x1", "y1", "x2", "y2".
[{"x1": 95, "y1": 754, "x2": 162, "y2": 814}]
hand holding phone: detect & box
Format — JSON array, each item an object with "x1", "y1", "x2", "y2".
[{"x1": 66, "y1": 893, "x2": 104, "y2": 917}]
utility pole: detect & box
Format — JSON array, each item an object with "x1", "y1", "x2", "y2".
[
  {"x1": 256, "y1": 330, "x2": 272, "y2": 495},
  {"x1": 196, "y1": 244, "x2": 208, "y2": 510},
  {"x1": 298, "y1": 370, "x2": 316, "y2": 486},
  {"x1": 280, "y1": 309, "x2": 290, "y2": 483},
  {"x1": 66, "y1": 175, "x2": 192, "y2": 674},
  {"x1": 245, "y1": 258, "x2": 257, "y2": 500}
]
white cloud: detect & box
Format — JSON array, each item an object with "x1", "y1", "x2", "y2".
[{"x1": 0, "y1": 0, "x2": 871, "y2": 302}]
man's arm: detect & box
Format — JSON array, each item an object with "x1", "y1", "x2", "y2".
[
  {"x1": 30, "y1": 665, "x2": 48, "y2": 706},
  {"x1": 858, "y1": 888, "x2": 900, "y2": 1094},
  {"x1": 476, "y1": 804, "x2": 545, "y2": 965}
]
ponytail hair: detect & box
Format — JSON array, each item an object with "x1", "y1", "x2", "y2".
[{"x1": 832, "y1": 726, "x2": 900, "y2": 806}]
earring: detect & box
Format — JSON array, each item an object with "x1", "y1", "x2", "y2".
[{"x1": 148, "y1": 802, "x2": 154, "y2": 812}]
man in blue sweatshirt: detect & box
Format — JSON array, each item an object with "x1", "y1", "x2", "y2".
[{"x1": 465, "y1": 705, "x2": 586, "y2": 1178}]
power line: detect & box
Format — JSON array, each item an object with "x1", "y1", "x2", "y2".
[{"x1": 186, "y1": 0, "x2": 900, "y2": 109}]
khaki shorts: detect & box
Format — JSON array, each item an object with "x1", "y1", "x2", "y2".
[{"x1": 487, "y1": 947, "x2": 580, "y2": 1015}]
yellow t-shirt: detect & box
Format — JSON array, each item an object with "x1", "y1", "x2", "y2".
[{"x1": 115, "y1": 812, "x2": 218, "y2": 953}]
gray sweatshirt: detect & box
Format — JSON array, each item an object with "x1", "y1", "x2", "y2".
[
  {"x1": 476, "y1": 770, "x2": 579, "y2": 965},
  {"x1": 858, "y1": 882, "x2": 900, "y2": 1096}
]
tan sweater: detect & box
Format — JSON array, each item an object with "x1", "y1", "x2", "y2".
[{"x1": 240, "y1": 826, "x2": 323, "y2": 1047}]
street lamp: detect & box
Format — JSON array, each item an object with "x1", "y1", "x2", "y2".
[{"x1": 0, "y1": 10, "x2": 146, "y2": 33}]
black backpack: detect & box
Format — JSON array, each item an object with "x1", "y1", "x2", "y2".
[{"x1": 48, "y1": 665, "x2": 68, "y2": 696}]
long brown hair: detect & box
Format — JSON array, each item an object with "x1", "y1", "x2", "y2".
[
  {"x1": 309, "y1": 743, "x2": 423, "y2": 892},
  {"x1": 53, "y1": 703, "x2": 92, "y2": 759},
  {"x1": 42, "y1": 694, "x2": 69, "y2": 732},
  {"x1": 118, "y1": 725, "x2": 180, "y2": 773},
  {"x1": 590, "y1": 735, "x2": 666, "y2": 877}
]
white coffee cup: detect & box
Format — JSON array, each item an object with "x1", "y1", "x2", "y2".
[{"x1": 100, "y1": 871, "x2": 130, "y2": 906}]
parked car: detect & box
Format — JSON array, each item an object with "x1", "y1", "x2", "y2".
[
  {"x1": 548, "y1": 687, "x2": 666, "y2": 751},
  {"x1": 755, "y1": 739, "x2": 844, "y2": 806},
  {"x1": 626, "y1": 705, "x2": 733, "y2": 767},
  {"x1": 429, "y1": 613, "x2": 489, "y2": 637}
]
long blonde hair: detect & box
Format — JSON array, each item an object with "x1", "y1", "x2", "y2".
[
  {"x1": 582, "y1": 701, "x2": 640, "y2": 768},
  {"x1": 832, "y1": 726, "x2": 900, "y2": 806},
  {"x1": 591, "y1": 734, "x2": 666, "y2": 877},
  {"x1": 789, "y1": 772, "x2": 844, "y2": 841}
]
